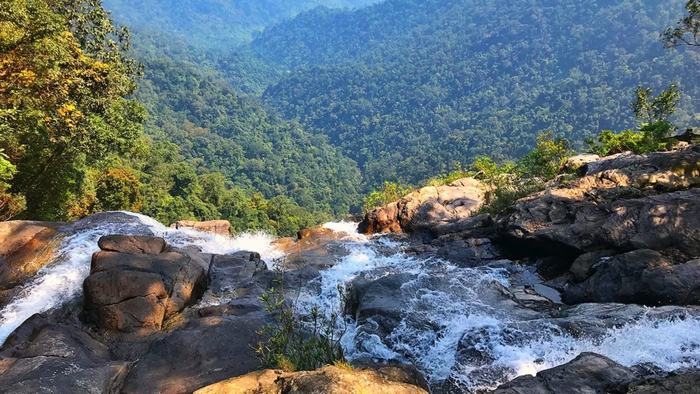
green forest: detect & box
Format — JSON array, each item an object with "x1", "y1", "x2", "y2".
[{"x1": 1, "y1": 0, "x2": 699, "y2": 235}]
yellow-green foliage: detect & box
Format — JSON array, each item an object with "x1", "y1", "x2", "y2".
[
  {"x1": 587, "y1": 121, "x2": 673, "y2": 156},
  {"x1": 0, "y1": 149, "x2": 25, "y2": 221},
  {"x1": 475, "y1": 132, "x2": 571, "y2": 214},
  {"x1": 362, "y1": 181, "x2": 413, "y2": 212}
]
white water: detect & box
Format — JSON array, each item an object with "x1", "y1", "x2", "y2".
[
  {"x1": 296, "y1": 224, "x2": 700, "y2": 392},
  {"x1": 1, "y1": 215, "x2": 699, "y2": 392},
  {"x1": 0, "y1": 212, "x2": 281, "y2": 345}
]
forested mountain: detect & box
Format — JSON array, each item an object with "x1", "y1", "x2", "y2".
[
  {"x1": 103, "y1": 0, "x2": 382, "y2": 50},
  {"x1": 135, "y1": 54, "x2": 362, "y2": 215},
  {"x1": 252, "y1": 0, "x2": 700, "y2": 187}
]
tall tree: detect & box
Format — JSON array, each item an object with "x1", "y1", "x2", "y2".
[
  {"x1": 663, "y1": 0, "x2": 700, "y2": 47},
  {"x1": 0, "y1": 0, "x2": 144, "y2": 219}
]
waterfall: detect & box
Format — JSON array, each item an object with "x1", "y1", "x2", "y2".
[
  {"x1": 0, "y1": 212, "x2": 282, "y2": 345},
  {"x1": 1, "y1": 214, "x2": 699, "y2": 392}
]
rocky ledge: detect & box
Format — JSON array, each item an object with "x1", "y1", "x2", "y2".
[
  {"x1": 358, "y1": 145, "x2": 700, "y2": 391},
  {"x1": 0, "y1": 226, "x2": 427, "y2": 393}
]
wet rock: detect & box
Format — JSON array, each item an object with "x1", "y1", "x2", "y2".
[
  {"x1": 97, "y1": 234, "x2": 165, "y2": 255},
  {"x1": 562, "y1": 250, "x2": 700, "y2": 306},
  {"x1": 434, "y1": 237, "x2": 504, "y2": 268},
  {"x1": 346, "y1": 273, "x2": 415, "y2": 333},
  {"x1": 0, "y1": 221, "x2": 63, "y2": 297},
  {"x1": 170, "y1": 220, "x2": 231, "y2": 236},
  {"x1": 0, "y1": 314, "x2": 130, "y2": 394},
  {"x1": 273, "y1": 226, "x2": 351, "y2": 269},
  {"x1": 207, "y1": 251, "x2": 267, "y2": 296},
  {"x1": 83, "y1": 238, "x2": 207, "y2": 334},
  {"x1": 194, "y1": 364, "x2": 428, "y2": 394},
  {"x1": 358, "y1": 177, "x2": 488, "y2": 235},
  {"x1": 492, "y1": 352, "x2": 636, "y2": 393}
]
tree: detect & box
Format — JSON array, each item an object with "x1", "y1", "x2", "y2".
[
  {"x1": 631, "y1": 84, "x2": 681, "y2": 124},
  {"x1": 0, "y1": 149, "x2": 26, "y2": 221},
  {"x1": 0, "y1": 0, "x2": 143, "y2": 219},
  {"x1": 663, "y1": 0, "x2": 700, "y2": 48}
]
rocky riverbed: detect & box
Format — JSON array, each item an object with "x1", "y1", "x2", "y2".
[{"x1": 0, "y1": 146, "x2": 699, "y2": 393}]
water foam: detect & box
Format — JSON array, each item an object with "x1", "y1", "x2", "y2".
[{"x1": 294, "y1": 225, "x2": 700, "y2": 392}]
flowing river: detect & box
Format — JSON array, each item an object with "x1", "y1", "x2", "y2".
[{"x1": 1, "y1": 212, "x2": 699, "y2": 392}]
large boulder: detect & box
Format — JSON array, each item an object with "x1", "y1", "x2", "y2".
[
  {"x1": 500, "y1": 146, "x2": 700, "y2": 261},
  {"x1": 0, "y1": 221, "x2": 64, "y2": 301},
  {"x1": 562, "y1": 250, "x2": 700, "y2": 306},
  {"x1": 121, "y1": 312, "x2": 270, "y2": 393},
  {"x1": 628, "y1": 369, "x2": 700, "y2": 393},
  {"x1": 97, "y1": 234, "x2": 166, "y2": 255},
  {"x1": 492, "y1": 353, "x2": 636, "y2": 393},
  {"x1": 358, "y1": 177, "x2": 488, "y2": 235},
  {"x1": 170, "y1": 220, "x2": 231, "y2": 236},
  {"x1": 273, "y1": 226, "x2": 351, "y2": 270},
  {"x1": 194, "y1": 365, "x2": 429, "y2": 394},
  {"x1": 83, "y1": 235, "x2": 208, "y2": 334},
  {"x1": 0, "y1": 313, "x2": 130, "y2": 393}
]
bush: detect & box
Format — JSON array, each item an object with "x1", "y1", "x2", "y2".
[
  {"x1": 516, "y1": 132, "x2": 572, "y2": 179},
  {"x1": 587, "y1": 121, "x2": 673, "y2": 155},
  {"x1": 362, "y1": 181, "x2": 413, "y2": 212},
  {"x1": 0, "y1": 149, "x2": 25, "y2": 221},
  {"x1": 256, "y1": 281, "x2": 346, "y2": 372},
  {"x1": 425, "y1": 164, "x2": 472, "y2": 187},
  {"x1": 473, "y1": 132, "x2": 571, "y2": 214}
]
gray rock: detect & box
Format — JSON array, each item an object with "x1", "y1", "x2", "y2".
[
  {"x1": 121, "y1": 312, "x2": 269, "y2": 393},
  {"x1": 83, "y1": 240, "x2": 207, "y2": 334},
  {"x1": 563, "y1": 250, "x2": 700, "y2": 306},
  {"x1": 97, "y1": 235, "x2": 166, "y2": 255},
  {"x1": 492, "y1": 352, "x2": 636, "y2": 393},
  {"x1": 0, "y1": 314, "x2": 130, "y2": 394}
]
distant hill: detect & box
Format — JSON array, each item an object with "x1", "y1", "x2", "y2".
[
  {"x1": 104, "y1": 0, "x2": 383, "y2": 50},
  {"x1": 252, "y1": 0, "x2": 700, "y2": 187}
]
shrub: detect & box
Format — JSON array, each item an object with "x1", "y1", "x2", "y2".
[
  {"x1": 425, "y1": 164, "x2": 472, "y2": 187},
  {"x1": 469, "y1": 132, "x2": 573, "y2": 214},
  {"x1": 587, "y1": 121, "x2": 673, "y2": 156},
  {"x1": 0, "y1": 149, "x2": 26, "y2": 221},
  {"x1": 256, "y1": 281, "x2": 346, "y2": 372},
  {"x1": 362, "y1": 181, "x2": 413, "y2": 212},
  {"x1": 516, "y1": 131, "x2": 572, "y2": 179}
]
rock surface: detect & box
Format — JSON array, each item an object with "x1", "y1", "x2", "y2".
[
  {"x1": 0, "y1": 221, "x2": 64, "y2": 303},
  {"x1": 492, "y1": 352, "x2": 636, "y2": 393},
  {"x1": 170, "y1": 220, "x2": 231, "y2": 236},
  {"x1": 121, "y1": 312, "x2": 270, "y2": 394},
  {"x1": 273, "y1": 226, "x2": 351, "y2": 269},
  {"x1": 83, "y1": 235, "x2": 207, "y2": 334},
  {"x1": 500, "y1": 146, "x2": 700, "y2": 261},
  {"x1": 0, "y1": 313, "x2": 130, "y2": 394},
  {"x1": 562, "y1": 250, "x2": 700, "y2": 306},
  {"x1": 358, "y1": 177, "x2": 487, "y2": 235},
  {"x1": 194, "y1": 365, "x2": 429, "y2": 394},
  {"x1": 492, "y1": 352, "x2": 700, "y2": 394}
]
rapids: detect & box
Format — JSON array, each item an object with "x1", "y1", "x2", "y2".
[{"x1": 1, "y1": 212, "x2": 699, "y2": 392}]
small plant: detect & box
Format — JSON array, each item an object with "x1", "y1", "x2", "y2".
[
  {"x1": 516, "y1": 131, "x2": 572, "y2": 179},
  {"x1": 425, "y1": 163, "x2": 472, "y2": 187},
  {"x1": 362, "y1": 181, "x2": 413, "y2": 212},
  {"x1": 472, "y1": 132, "x2": 570, "y2": 214},
  {"x1": 255, "y1": 280, "x2": 347, "y2": 372}
]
